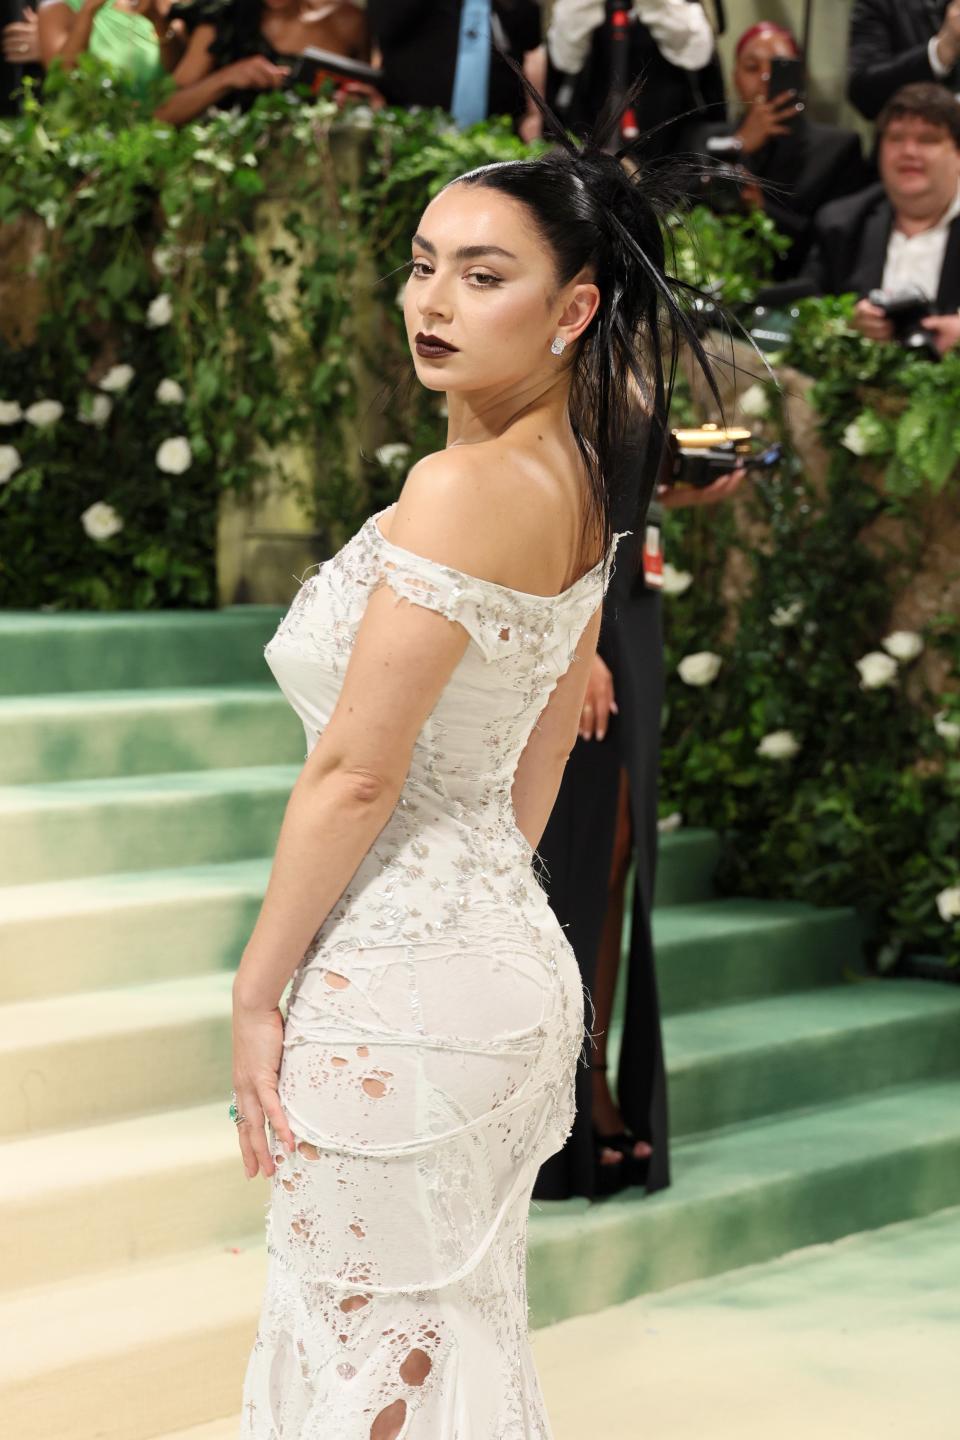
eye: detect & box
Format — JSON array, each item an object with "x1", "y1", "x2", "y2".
[
  {"x1": 467, "y1": 271, "x2": 502, "y2": 288},
  {"x1": 410, "y1": 259, "x2": 433, "y2": 278}
]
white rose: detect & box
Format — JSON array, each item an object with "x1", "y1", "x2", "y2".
[
  {"x1": 146, "y1": 293, "x2": 173, "y2": 329},
  {"x1": 934, "y1": 711, "x2": 960, "y2": 746},
  {"x1": 856, "y1": 651, "x2": 898, "y2": 690},
  {"x1": 156, "y1": 436, "x2": 193, "y2": 474},
  {"x1": 153, "y1": 246, "x2": 175, "y2": 276},
  {"x1": 657, "y1": 811, "x2": 683, "y2": 834},
  {"x1": 757, "y1": 730, "x2": 800, "y2": 761},
  {"x1": 0, "y1": 444, "x2": 21, "y2": 483},
  {"x1": 841, "y1": 418, "x2": 869, "y2": 456},
  {"x1": 25, "y1": 399, "x2": 63, "y2": 427},
  {"x1": 936, "y1": 886, "x2": 960, "y2": 923},
  {"x1": 662, "y1": 563, "x2": 693, "y2": 597},
  {"x1": 881, "y1": 630, "x2": 924, "y2": 663},
  {"x1": 99, "y1": 364, "x2": 135, "y2": 393},
  {"x1": 375, "y1": 442, "x2": 411, "y2": 469},
  {"x1": 0, "y1": 400, "x2": 23, "y2": 425},
  {"x1": 78, "y1": 393, "x2": 112, "y2": 429},
  {"x1": 771, "y1": 600, "x2": 804, "y2": 628},
  {"x1": 738, "y1": 383, "x2": 768, "y2": 418},
  {"x1": 155, "y1": 378, "x2": 185, "y2": 406},
  {"x1": 678, "y1": 651, "x2": 722, "y2": 687},
  {"x1": 81, "y1": 501, "x2": 123, "y2": 541}
]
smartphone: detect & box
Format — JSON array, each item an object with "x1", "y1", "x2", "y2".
[{"x1": 767, "y1": 55, "x2": 805, "y2": 122}]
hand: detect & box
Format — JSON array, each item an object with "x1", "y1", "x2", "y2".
[
  {"x1": 518, "y1": 109, "x2": 543, "y2": 144},
  {"x1": 852, "y1": 297, "x2": 895, "y2": 344},
  {"x1": 736, "y1": 89, "x2": 802, "y2": 154},
  {"x1": 579, "y1": 653, "x2": 617, "y2": 741},
  {"x1": 739, "y1": 176, "x2": 764, "y2": 211},
  {"x1": 659, "y1": 466, "x2": 747, "y2": 510},
  {"x1": 935, "y1": 0, "x2": 960, "y2": 70},
  {"x1": 231, "y1": 990, "x2": 296, "y2": 1179},
  {"x1": 921, "y1": 313, "x2": 960, "y2": 355},
  {"x1": 336, "y1": 79, "x2": 387, "y2": 110},
  {"x1": 225, "y1": 54, "x2": 290, "y2": 91},
  {"x1": 2, "y1": 8, "x2": 39, "y2": 62}
]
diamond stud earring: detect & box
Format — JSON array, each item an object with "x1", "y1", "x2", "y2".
[{"x1": 550, "y1": 336, "x2": 567, "y2": 356}]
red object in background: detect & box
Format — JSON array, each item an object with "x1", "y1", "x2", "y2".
[
  {"x1": 609, "y1": 5, "x2": 639, "y2": 141},
  {"x1": 642, "y1": 524, "x2": 664, "y2": 589}
]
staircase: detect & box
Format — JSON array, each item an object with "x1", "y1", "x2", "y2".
[{"x1": 2, "y1": 610, "x2": 960, "y2": 1440}]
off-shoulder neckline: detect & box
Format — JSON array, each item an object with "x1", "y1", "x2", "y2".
[{"x1": 367, "y1": 505, "x2": 623, "y2": 606}]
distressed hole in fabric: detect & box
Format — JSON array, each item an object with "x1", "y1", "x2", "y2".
[
  {"x1": 371, "y1": 1398, "x2": 407, "y2": 1440},
  {"x1": 281, "y1": 1178, "x2": 296, "y2": 1192},
  {"x1": 399, "y1": 1347, "x2": 432, "y2": 1386},
  {"x1": 349, "y1": 1221, "x2": 366, "y2": 1238},
  {"x1": 339, "y1": 1293, "x2": 370, "y2": 1313},
  {"x1": 323, "y1": 970, "x2": 350, "y2": 990},
  {"x1": 356, "y1": 1045, "x2": 369, "y2": 1056},
  {"x1": 362, "y1": 1076, "x2": 388, "y2": 1099},
  {"x1": 338, "y1": 1361, "x2": 357, "y2": 1380},
  {"x1": 499, "y1": 626, "x2": 510, "y2": 641},
  {"x1": 297, "y1": 1141, "x2": 320, "y2": 1159},
  {"x1": 331, "y1": 1055, "x2": 349, "y2": 1067}
]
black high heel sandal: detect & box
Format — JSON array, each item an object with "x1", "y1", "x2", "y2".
[{"x1": 588, "y1": 1063, "x2": 652, "y2": 1190}]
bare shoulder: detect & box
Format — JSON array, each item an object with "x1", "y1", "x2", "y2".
[{"x1": 387, "y1": 443, "x2": 592, "y2": 596}]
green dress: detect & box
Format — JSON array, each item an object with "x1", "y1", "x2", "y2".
[{"x1": 49, "y1": 0, "x2": 165, "y2": 95}]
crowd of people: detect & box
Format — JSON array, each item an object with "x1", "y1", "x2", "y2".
[{"x1": 5, "y1": 2, "x2": 959, "y2": 1205}]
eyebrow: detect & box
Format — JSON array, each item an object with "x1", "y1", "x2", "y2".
[{"x1": 411, "y1": 234, "x2": 519, "y2": 262}]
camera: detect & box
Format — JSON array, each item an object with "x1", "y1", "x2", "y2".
[
  {"x1": 663, "y1": 425, "x2": 782, "y2": 488},
  {"x1": 867, "y1": 287, "x2": 940, "y2": 361}
]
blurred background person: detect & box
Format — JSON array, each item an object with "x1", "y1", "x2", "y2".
[
  {"x1": 2, "y1": 0, "x2": 41, "y2": 112},
  {"x1": 848, "y1": 0, "x2": 960, "y2": 121},
  {"x1": 546, "y1": 0, "x2": 723, "y2": 159},
  {"x1": 804, "y1": 82, "x2": 960, "y2": 356},
  {"x1": 155, "y1": 0, "x2": 369, "y2": 127},
  {"x1": 366, "y1": 0, "x2": 544, "y2": 134},
  {"x1": 533, "y1": 403, "x2": 744, "y2": 1202},
  {"x1": 687, "y1": 21, "x2": 869, "y2": 280},
  {"x1": 37, "y1": 0, "x2": 181, "y2": 95}
]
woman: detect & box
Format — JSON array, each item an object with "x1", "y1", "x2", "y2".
[
  {"x1": 230, "y1": 93, "x2": 718, "y2": 1437},
  {"x1": 688, "y1": 21, "x2": 871, "y2": 278},
  {"x1": 155, "y1": 0, "x2": 368, "y2": 127},
  {"x1": 37, "y1": 0, "x2": 180, "y2": 96},
  {"x1": 533, "y1": 417, "x2": 743, "y2": 1200}
]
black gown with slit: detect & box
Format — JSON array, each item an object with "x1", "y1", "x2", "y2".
[{"x1": 532, "y1": 419, "x2": 669, "y2": 1202}]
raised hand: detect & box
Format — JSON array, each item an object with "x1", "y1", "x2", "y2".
[{"x1": 736, "y1": 88, "x2": 803, "y2": 155}]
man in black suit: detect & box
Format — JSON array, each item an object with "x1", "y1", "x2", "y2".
[
  {"x1": 848, "y1": 0, "x2": 960, "y2": 121},
  {"x1": 367, "y1": 0, "x2": 543, "y2": 129},
  {"x1": 686, "y1": 21, "x2": 871, "y2": 279},
  {"x1": 805, "y1": 84, "x2": 960, "y2": 355}
]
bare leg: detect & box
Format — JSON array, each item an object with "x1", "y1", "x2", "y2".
[{"x1": 590, "y1": 765, "x2": 652, "y2": 1162}]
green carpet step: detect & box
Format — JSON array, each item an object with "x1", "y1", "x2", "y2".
[
  {"x1": 4, "y1": 1081, "x2": 960, "y2": 1440},
  {"x1": 0, "y1": 972, "x2": 235, "y2": 1138},
  {"x1": 6, "y1": 979, "x2": 960, "y2": 1276},
  {"x1": 0, "y1": 861, "x2": 269, "y2": 1003},
  {"x1": 0, "y1": 687, "x2": 304, "y2": 785},
  {"x1": 650, "y1": 898, "x2": 864, "y2": 1014},
  {"x1": 0, "y1": 609, "x2": 284, "y2": 697},
  {"x1": 654, "y1": 979, "x2": 960, "y2": 1135},
  {"x1": 652, "y1": 828, "x2": 720, "y2": 907},
  {"x1": 528, "y1": 1075, "x2": 960, "y2": 1326},
  {"x1": 0, "y1": 765, "x2": 298, "y2": 884}
]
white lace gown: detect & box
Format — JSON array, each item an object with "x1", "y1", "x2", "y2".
[{"x1": 240, "y1": 505, "x2": 622, "y2": 1440}]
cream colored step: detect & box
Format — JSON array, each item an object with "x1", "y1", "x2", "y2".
[
  {"x1": 0, "y1": 972, "x2": 234, "y2": 1137},
  {"x1": 0, "y1": 1102, "x2": 265, "y2": 1293},
  {"x1": 0, "y1": 1236, "x2": 266, "y2": 1440}
]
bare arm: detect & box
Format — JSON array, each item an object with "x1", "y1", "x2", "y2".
[
  {"x1": 510, "y1": 604, "x2": 603, "y2": 851},
  {"x1": 38, "y1": 0, "x2": 104, "y2": 70},
  {"x1": 155, "y1": 35, "x2": 287, "y2": 126}
]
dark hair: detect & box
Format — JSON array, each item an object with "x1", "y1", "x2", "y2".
[
  {"x1": 876, "y1": 83, "x2": 960, "y2": 148},
  {"x1": 439, "y1": 68, "x2": 724, "y2": 573}
]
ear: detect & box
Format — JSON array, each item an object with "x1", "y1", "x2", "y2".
[{"x1": 555, "y1": 278, "x2": 601, "y2": 346}]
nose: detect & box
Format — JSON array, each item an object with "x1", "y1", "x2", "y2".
[{"x1": 416, "y1": 268, "x2": 454, "y2": 325}]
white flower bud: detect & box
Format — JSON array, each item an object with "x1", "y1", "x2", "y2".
[
  {"x1": 657, "y1": 812, "x2": 683, "y2": 834},
  {"x1": 25, "y1": 399, "x2": 64, "y2": 427},
  {"x1": 146, "y1": 294, "x2": 173, "y2": 329},
  {"x1": 934, "y1": 711, "x2": 960, "y2": 746},
  {"x1": 770, "y1": 600, "x2": 804, "y2": 628},
  {"x1": 81, "y1": 501, "x2": 123, "y2": 541},
  {"x1": 756, "y1": 730, "x2": 800, "y2": 760},
  {"x1": 0, "y1": 444, "x2": 22, "y2": 483},
  {"x1": 936, "y1": 887, "x2": 960, "y2": 923},
  {"x1": 678, "y1": 651, "x2": 722, "y2": 687},
  {"x1": 0, "y1": 400, "x2": 23, "y2": 425},
  {"x1": 78, "y1": 393, "x2": 113, "y2": 428},
  {"x1": 738, "y1": 383, "x2": 768, "y2": 418},
  {"x1": 156, "y1": 378, "x2": 185, "y2": 406},
  {"x1": 855, "y1": 652, "x2": 898, "y2": 690},
  {"x1": 881, "y1": 630, "x2": 923, "y2": 663},
  {"x1": 99, "y1": 364, "x2": 135, "y2": 393},
  {"x1": 156, "y1": 436, "x2": 193, "y2": 474},
  {"x1": 662, "y1": 563, "x2": 693, "y2": 597},
  {"x1": 375, "y1": 442, "x2": 412, "y2": 470}
]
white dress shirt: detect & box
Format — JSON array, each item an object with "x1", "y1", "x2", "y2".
[
  {"x1": 547, "y1": 0, "x2": 715, "y2": 76},
  {"x1": 882, "y1": 184, "x2": 960, "y2": 302},
  {"x1": 927, "y1": 35, "x2": 960, "y2": 98}
]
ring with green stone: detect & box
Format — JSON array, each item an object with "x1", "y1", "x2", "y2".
[{"x1": 229, "y1": 1091, "x2": 246, "y2": 1126}]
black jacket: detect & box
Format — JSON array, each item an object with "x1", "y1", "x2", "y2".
[
  {"x1": 847, "y1": 0, "x2": 959, "y2": 121},
  {"x1": 367, "y1": 0, "x2": 542, "y2": 122},
  {"x1": 804, "y1": 181, "x2": 960, "y2": 310},
  {"x1": 687, "y1": 117, "x2": 871, "y2": 278}
]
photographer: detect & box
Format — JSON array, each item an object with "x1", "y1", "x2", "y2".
[
  {"x1": 848, "y1": 0, "x2": 960, "y2": 122},
  {"x1": 687, "y1": 22, "x2": 869, "y2": 279},
  {"x1": 154, "y1": 0, "x2": 369, "y2": 127},
  {"x1": 546, "y1": 0, "x2": 723, "y2": 158},
  {"x1": 804, "y1": 83, "x2": 960, "y2": 356}
]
